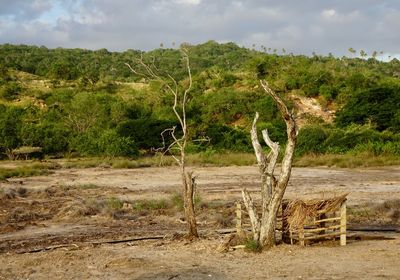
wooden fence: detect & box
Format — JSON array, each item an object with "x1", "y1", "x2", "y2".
[{"x1": 235, "y1": 198, "x2": 347, "y2": 246}]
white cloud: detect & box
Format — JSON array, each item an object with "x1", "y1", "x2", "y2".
[
  {"x1": 321, "y1": 9, "x2": 336, "y2": 19},
  {"x1": 0, "y1": 0, "x2": 399, "y2": 58},
  {"x1": 173, "y1": 0, "x2": 201, "y2": 5}
]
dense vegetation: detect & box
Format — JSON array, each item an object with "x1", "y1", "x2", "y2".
[{"x1": 0, "y1": 41, "x2": 399, "y2": 161}]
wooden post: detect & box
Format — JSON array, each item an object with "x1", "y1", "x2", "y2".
[
  {"x1": 282, "y1": 202, "x2": 287, "y2": 243},
  {"x1": 299, "y1": 228, "x2": 305, "y2": 246},
  {"x1": 319, "y1": 213, "x2": 326, "y2": 235},
  {"x1": 236, "y1": 202, "x2": 243, "y2": 235},
  {"x1": 340, "y1": 200, "x2": 347, "y2": 246}
]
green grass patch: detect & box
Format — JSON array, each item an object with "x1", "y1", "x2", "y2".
[
  {"x1": 187, "y1": 152, "x2": 256, "y2": 166},
  {"x1": 0, "y1": 163, "x2": 53, "y2": 180},
  {"x1": 76, "y1": 183, "x2": 100, "y2": 190},
  {"x1": 55, "y1": 152, "x2": 256, "y2": 170},
  {"x1": 244, "y1": 239, "x2": 262, "y2": 253},
  {"x1": 106, "y1": 197, "x2": 124, "y2": 211},
  {"x1": 132, "y1": 199, "x2": 169, "y2": 211},
  {"x1": 170, "y1": 192, "x2": 202, "y2": 210}
]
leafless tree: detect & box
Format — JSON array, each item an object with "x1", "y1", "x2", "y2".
[
  {"x1": 125, "y1": 48, "x2": 198, "y2": 238},
  {"x1": 242, "y1": 80, "x2": 297, "y2": 248}
]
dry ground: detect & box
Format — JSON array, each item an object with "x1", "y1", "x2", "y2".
[{"x1": 1, "y1": 165, "x2": 400, "y2": 279}]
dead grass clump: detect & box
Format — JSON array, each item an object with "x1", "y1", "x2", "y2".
[
  {"x1": 374, "y1": 199, "x2": 400, "y2": 223},
  {"x1": 214, "y1": 213, "x2": 234, "y2": 228},
  {"x1": 283, "y1": 194, "x2": 348, "y2": 230},
  {"x1": 16, "y1": 187, "x2": 28, "y2": 197},
  {"x1": 43, "y1": 186, "x2": 64, "y2": 197},
  {"x1": 6, "y1": 207, "x2": 44, "y2": 223},
  {"x1": 2, "y1": 188, "x2": 17, "y2": 199},
  {"x1": 55, "y1": 199, "x2": 103, "y2": 219},
  {"x1": 40, "y1": 185, "x2": 80, "y2": 198},
  {"x1": 218, "y1": 233, "x2": 248, "y2": 253},
  {"x1": 0, "y1": 187, "x2": 29, "y2": 200},
  {"x1": 348, "y1": 200, "x2": 400, "y2": 225}
]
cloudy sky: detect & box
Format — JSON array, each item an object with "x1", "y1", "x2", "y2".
[{"x1": 0, "y1": 0, "x2": 399, "y2": 58}]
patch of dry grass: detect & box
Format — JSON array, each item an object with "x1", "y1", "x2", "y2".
[
  {"x1": 295, "y1": 153, "x2": 400, "y2": 168},
  {"x1": 348, "y1": 199, "x2": 400, "y2": 225},
  {"x1": 55, "y1": 152, "x2": 256, "y2": 170}
]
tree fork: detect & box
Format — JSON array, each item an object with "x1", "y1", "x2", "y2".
[{"x1": 243, "y1": 80, "x2": 297, "y2": 249}]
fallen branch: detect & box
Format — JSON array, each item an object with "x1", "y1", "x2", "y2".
[
  {"x1": 16, "y1": 244, "x2": 79, "y2": 254},
  {"x1": 90, "y1": 235, "x2": 165, "y2": 245},
  {"x1": 15, "y1": 236, "x2": 165, "y2": 254}
]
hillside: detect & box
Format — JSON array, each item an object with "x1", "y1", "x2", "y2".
[{"x1": 0, "y1": 41, "x2": 399, "y2": 160}]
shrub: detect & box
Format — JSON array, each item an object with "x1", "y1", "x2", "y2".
[
  {"x1": 245, "y1": 239, "x2": 262, "y2": 253},
  {"x1": 117, "y1": 118, "x2": 176, "y2": 150},
  {"x1": 296, "y1": 125, "x2": 327, "y2": 155},
  {"x1": 97, "y1": 129, "x2": 138, "y2": 157},
  {"x1": 335, "y1": 85, "x2": 400, "y2": 132},
  {"x1": 0, "y1": 82, "x2": 21, "y2": 100}
]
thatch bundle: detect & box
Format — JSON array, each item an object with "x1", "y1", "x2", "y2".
[{"x1": 283, "y1": 193, "x2": 348, "y2": 230}]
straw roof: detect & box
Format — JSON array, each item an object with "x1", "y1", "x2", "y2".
[{"x1": 283, "y1": 193, "x2": 348, "y2": 230}]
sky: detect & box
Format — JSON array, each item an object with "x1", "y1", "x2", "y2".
[{"x1": 0, "y1": 0, "x2": 399, "y2": 58}]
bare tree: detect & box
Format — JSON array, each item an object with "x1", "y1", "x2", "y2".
[
  {"x1": 242, "y1": 80, "x2": 297, "y2": 248},
  {"x1": 125, "y1": 49, "x2": 198, "y2": 238}
]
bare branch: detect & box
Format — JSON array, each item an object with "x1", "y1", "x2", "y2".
[
  {"x1": 261, "y1": 129, "x2": 279, "y2": 193},
  {"x1": 243, "y1": 80, "x2": 297, "y2": 248},
  {"x1": 124, "y1": 63, "x2": 146, "y2": 77},
  {"x1": 242, "y1": 189, "x2": 261, "y2": 241},
  {"x1": 181, "y1": 49, "x2": 193, "y2": 134},
  {"x1": 250, "y1": 112, "x2": 267, "y2": 172},
  {"x1": 260, "y1": 80, "x2": 297, "y2": 189},
  {"x1": 125, "y1": 49, "x2": 198, "y2": 237},
  {"x1": 159, "y1": 127, "x2": 183, "y2": 165}
]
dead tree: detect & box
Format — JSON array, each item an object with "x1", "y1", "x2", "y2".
[
  {"x1": 242, "y1": 80, "x2": 297, "y2": 248},
  {"x1": 125, "y1": 49, "x2": 198, "y2": 238}
]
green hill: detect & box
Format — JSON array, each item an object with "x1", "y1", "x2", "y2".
[{"x1": 0, "y1": 42, "x2": 399, "y2": 161}]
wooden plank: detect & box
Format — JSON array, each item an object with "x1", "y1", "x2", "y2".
[
  {"x1": 303, "y1": 224, "x2": 341, "y2": 233},
  {"x1": 291, "y1": 231, "x2": 345, "y2": 241},
  {"x1": 236, "y1": 202, "x2": 243, "y2": 235},
  {"x1": 340, "y1": 201, "x2": 347, "y2": 246},
  {"x1": 305, "y1": 217, "x2": 341, "y2": 226}
]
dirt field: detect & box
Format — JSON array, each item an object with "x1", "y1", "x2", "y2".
[{"x1": 1, "y1": 165, "x2": 399, "y2": 279}]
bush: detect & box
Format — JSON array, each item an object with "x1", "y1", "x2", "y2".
[
  {"x1": 21, "y1": 122, "x2": 70, "y2": 155},
  {"x1": 0, "y1": 82, "x2": 21, "y2": 100},
  {"x1": 324, "y1": 125, "x2": 382, "y2": 153},
  {"x1": 296, "y1": 125, "x2": 328, "y2": 155},
  {"x1": 335, "y1": 85, "x2": 400, "y2": 132},
  {"x1": 205, "y1": 124, "x2": 251, "y2": 152},
  {"x1": 117, "y1": 118, "x2": 176, "y2": 150},
  {"x1": 97, "y1": 129, "x2": 138, "y2": 157}
]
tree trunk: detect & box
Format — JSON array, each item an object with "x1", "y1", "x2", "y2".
[
  {"x1": 242, "y1": 80, "x2": 297, "y2": 249},
  {"x1": 182, "y1": 171, "x2": 198, "y2": 238},
  {"x1": 126, "y1": 49, "x2": 199, "y2": 239}
]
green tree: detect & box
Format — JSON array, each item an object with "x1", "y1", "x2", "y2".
[{"x1": 336, "y1": 85, "x2": 400, "y2": 131}]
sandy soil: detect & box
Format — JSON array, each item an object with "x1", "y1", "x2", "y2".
[
  {"x1": 1, "y1": 165, "x2": 400, "y2": 279},
  {"x1": 4, "y1": 165, "x2": 400, "y2": 204},
  {"x1": 2, "y1": 238, "x2": 400, "y2": 280}
]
